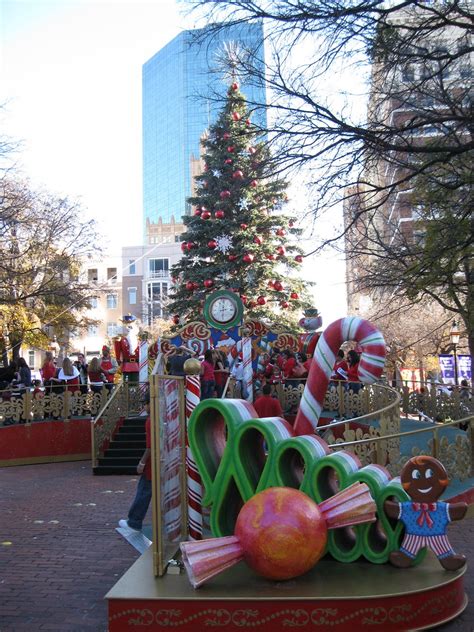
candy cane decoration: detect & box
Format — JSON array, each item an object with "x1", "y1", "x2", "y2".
[
  {"x1": 162, "y1": 378, "x2": 181, "y2": 541},
  {"x1": 294, "y1": 317, "x2": 386, "y2": 435},
  {"x1": 185, "y1": 373, "x2": 203, "y2": 540},
  {"x1": 242, "y1": 335, "x2": 253, "y2": 403},
  {"x1": 138, "y1": 337, "x2": 149, "y2": 413}
]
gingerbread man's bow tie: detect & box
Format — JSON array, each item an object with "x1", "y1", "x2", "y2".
[{"x1": 412, "y1": 502, "x2": 436, "y2": 528}]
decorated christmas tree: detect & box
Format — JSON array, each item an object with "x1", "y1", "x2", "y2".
[{"x1": 168, "y1": 82, "x2": 311, "y2": 327}]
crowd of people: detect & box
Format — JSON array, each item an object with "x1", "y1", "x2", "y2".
[{"x1": 0, "y1": 347, "x2": 119, "y2": 420}]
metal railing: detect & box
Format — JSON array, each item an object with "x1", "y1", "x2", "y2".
[{"x1": 0, "y1": 385, "x2": 110, "y2": 425}]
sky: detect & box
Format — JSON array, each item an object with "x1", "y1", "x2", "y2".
[{"x1": 1, "y1": 0, "x2": 348, "y2": 326}]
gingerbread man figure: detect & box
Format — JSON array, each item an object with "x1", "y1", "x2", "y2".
[{"x1": 385, "y1": 455, "x2": 467, "y2": 571}]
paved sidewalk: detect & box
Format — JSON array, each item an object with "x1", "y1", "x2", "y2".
[{"x1": 0, "y1": 461, "x2": 473, "y2": 631}]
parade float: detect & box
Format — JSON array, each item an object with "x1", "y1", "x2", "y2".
[{"x1": 106, "y1": 313, "x2": 468, "y2": 631}]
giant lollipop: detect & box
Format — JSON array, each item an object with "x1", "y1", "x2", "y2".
[{"x1": 181, "y1": 483, "x2": 376, "y2": 588}]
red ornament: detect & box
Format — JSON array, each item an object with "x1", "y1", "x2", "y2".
[
  {"x1": 204, "y1": 279, "x2": 214, "y2": 288},
  {"x1": 224, "y1": 158, "x2": 233, "y2": 165},
  {"x1": 295, "y1": 255, "x2": 303, "y2": 263},
  {"x1": 277, "y1": 246, "x2": 286, "y2": 256},
  {"x1": 245, "y1": 119, "x2": 251, "y2": 127},
  {"x1": 257, "y1": 296, "x2": 266, "y2": 305},
  {"x1": 228, "y1": 254, "x2": 237, "y2": 262},
  {"x1": 232, "y1": 170, "x2": 244, "y2": 179},
  {"x1": 227, "y1": 146, "x2": 235, "y2": 153},
  {"x1": 193, "y1": 208, "x2": 202, "y2": 217},
  {"x1": 273, "y1": 281, "x2": 283, "y2": 292},
  {"x1": 185, "y1": 281, "x2": 194, "y2": 291},
  {"x1": 266, "y1": 254, "x2": 276, "y2": 261},
  {"x1": 231, "y1": 82, "x2": 239, "y2": 91},
  {"x1": 220, "y1": 190, "x2": 231, "y2": 200},
  {"x1": 201, "y1": 211, "x2": 211, "y2": 220},
  {"x1": 267, "y1": 280, "x2": 274, "y2": 288},
  {"x1": 243, "y1": 253, "x2": 254, "y2": 263},
  {"x1": 215, "y1": 210, "x2": 225, "y2": 219},
  {"x1": 172, "y1": 314, "x2": 180, "y2": 325},
  {"x1": 280, "y1": 300, "x2": 290, "y2": 309},
  {"x1": 208, "y1": 240, "x2": 217, "y2": 249},
  {"x1": 254, "y1": 236, "x2": 263, "y2": 246},
  {"x1": 290, "y1": 292, "x2": 299, "y2": 300},
  {"x1": 250, "y1": 179, "x2": 258, "y2": 187},
  {"x1": 192, "y1": 282, "x2": 199, "y2": 290},
  {"x1": 241, "y1": 295, "x2": 247, "y2": 303},
  {"x1": 248, "y1": 146, "x2": 256, "y2": 154},
  {"x1": 276, "y1": 228, "x2": 286, "y2": 237},
  {"x1": 289, "y1": 221, "x2": 294, "y2": 228},
  {"x1": 181, "y1": 242, "x2": 188, "y2": 252},
  {"x1": 223, "y1": 132, "x2": 231, "y2": 140},
  {"x1": 232, "y1": 111, "x2": 241, "y2": 121},
  {"x1": 185, "y1": 242, "x2": 193, "y2": 251},
  {"x1": 240, "y1": 223, "x2": 248, "y2": 230}
]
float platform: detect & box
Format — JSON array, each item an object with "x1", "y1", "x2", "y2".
[{"x1": 106, "y1": 548, "x2": 467, "y2": 631}]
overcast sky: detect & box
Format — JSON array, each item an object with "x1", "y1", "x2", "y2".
[{"x1": 1, "y1": 0, "x2": 348, "y2": 325}]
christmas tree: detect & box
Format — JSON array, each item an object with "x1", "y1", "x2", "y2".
[{"x1": 168, "y1": 82, "x2": 311, "y2": 327}]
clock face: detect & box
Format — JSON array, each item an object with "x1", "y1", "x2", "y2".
[
  {"x1": 210, "y1": 297, "x2": 237, "y2": 323},
  {"x1": 204, "y1": 290, "x2": 244, "y2": 330}
]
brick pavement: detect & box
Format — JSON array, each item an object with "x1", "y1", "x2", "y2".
[{"x1": 0, "y1": 461, "x2": 473, "y2": 631}]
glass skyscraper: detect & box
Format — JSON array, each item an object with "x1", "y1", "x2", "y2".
[{"x1": 142, "y1": 22, "x2": 266, "y2": 240}]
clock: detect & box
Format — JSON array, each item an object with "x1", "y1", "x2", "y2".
[{"x1": 204, "y1": 290, "x2": 244, "y2": 330}]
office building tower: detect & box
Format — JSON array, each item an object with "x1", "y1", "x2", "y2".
[{"x1": 142, "y1": 22, "x2": 266, "y2": 242}]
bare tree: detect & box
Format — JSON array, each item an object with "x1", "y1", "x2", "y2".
[
  {"x1": 185, "y1": 1, "x2": 472, "y2": 231},
  {"x1": 0, "y1": 177, "x2": 101, "y2": 360}
]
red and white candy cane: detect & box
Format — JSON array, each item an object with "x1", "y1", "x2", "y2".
[
  {"x1": 185, "y1": 374, "x2": 203, "y2": 540},
  {"x1": 162, "y1": 378, "x2": 182, "y2": 541},
  {"x1": 138, "y1": 338, "x2": 149, "y2": 411},
  {"x1": 294, "y1": 317, "x2": 386, "y2": 436}
]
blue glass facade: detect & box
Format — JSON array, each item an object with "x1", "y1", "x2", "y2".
[{"x1": 142, "y1": 23, "x2": 266, "y2": 236}]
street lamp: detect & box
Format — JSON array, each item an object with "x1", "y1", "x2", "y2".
[{"x1": 449, "y1": 320, "x2": 460, "y2": 386}]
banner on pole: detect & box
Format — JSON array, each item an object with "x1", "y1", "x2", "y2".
[{"x1": 438, "y1": 354, "x2": 472, "y2": 384}]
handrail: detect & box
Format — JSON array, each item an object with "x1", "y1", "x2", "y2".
[
  {"x1": 91, "y1": 382, "x2": 123, "y2": 426},
  {"x1": 90, "y1": 383, "x2": 124, "y2": 469},
  {"x1": 326, "y1": 414, "x2": 473, "y2": 449},
  {"x1": 317, "y1": 384, "x2": 401, "y2": 431}
]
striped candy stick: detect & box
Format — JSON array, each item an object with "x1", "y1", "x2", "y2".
[
  {"x1": 294, "y1": 317, "x2": 386, "y2": 436},
  {"x1": 242, "y1": 335, "x2": 253, "y2": 403},
  {"x1": 162, "y1": 378, "x2": 182, "y2": 541},
  {"x1": 185, "y1": 374, "x2": 204, "y2": 540},
  {"x1": 138, "y1": 337, "x2": 149, "y2": 412}
]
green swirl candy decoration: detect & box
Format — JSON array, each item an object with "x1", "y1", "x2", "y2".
[{"x1": 187, "y1": 399, "x2": 422, "y2": 564}]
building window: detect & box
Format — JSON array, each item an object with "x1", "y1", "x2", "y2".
[
  {"x1": 88, "y1": 268, "x2": 98, "y2": 283},
  {"x1": 88, "y1": 325, "x2": 99, "y2": 336},
  {"x1": 147, "y1": 281, "x2": 168, "y2": 302},
  {"x1": 90, "y1": 297, "x2": 98, "y2": 309},
  {"x1": 129, "y1": 259, "x2": 136, "y2": 275},
  {"x1": 107, "y1": 322, "x2": 119, "y2": 337},
  {"x1": 149, "y1": 258, "x2": 169, "y2": 278},
  {"x1": 128, "y1": 287, "x2": 137, "y2": 305},
  {"x1": 107, "y1": 267, "x2": 117, "y2": 281},
  {"x1": 28, "y1": 350, "x2": 35, "y2": 368},
  {"x1": 106, "y1": 293, "x2": 118, "y2": 309}
]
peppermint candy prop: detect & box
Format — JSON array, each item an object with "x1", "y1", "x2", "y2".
[
  {"x1": 294, "y1": 317, "x2": 386, "y2": 435},
  {"x1": 181, "y1": 483, "x2": 376, "y2": 588}
]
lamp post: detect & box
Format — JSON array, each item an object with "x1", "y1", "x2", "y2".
[{"x1": 449, "y1": 320, "x2": 460, "y2": 386}]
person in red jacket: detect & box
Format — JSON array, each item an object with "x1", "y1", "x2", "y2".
[
  {"x1": 346, "y1": 350, "x2": 361, "y2": 393},
  {"x1": 253, "y1": 384, "x2": 284, "y2": 418},
  {"x1": 331, "y1": 349, "x2": 348, "y2": 382}
]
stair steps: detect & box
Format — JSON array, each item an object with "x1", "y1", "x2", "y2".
[{"x1": 93, "y1": 415, "x2": 147, "y2": 475}]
